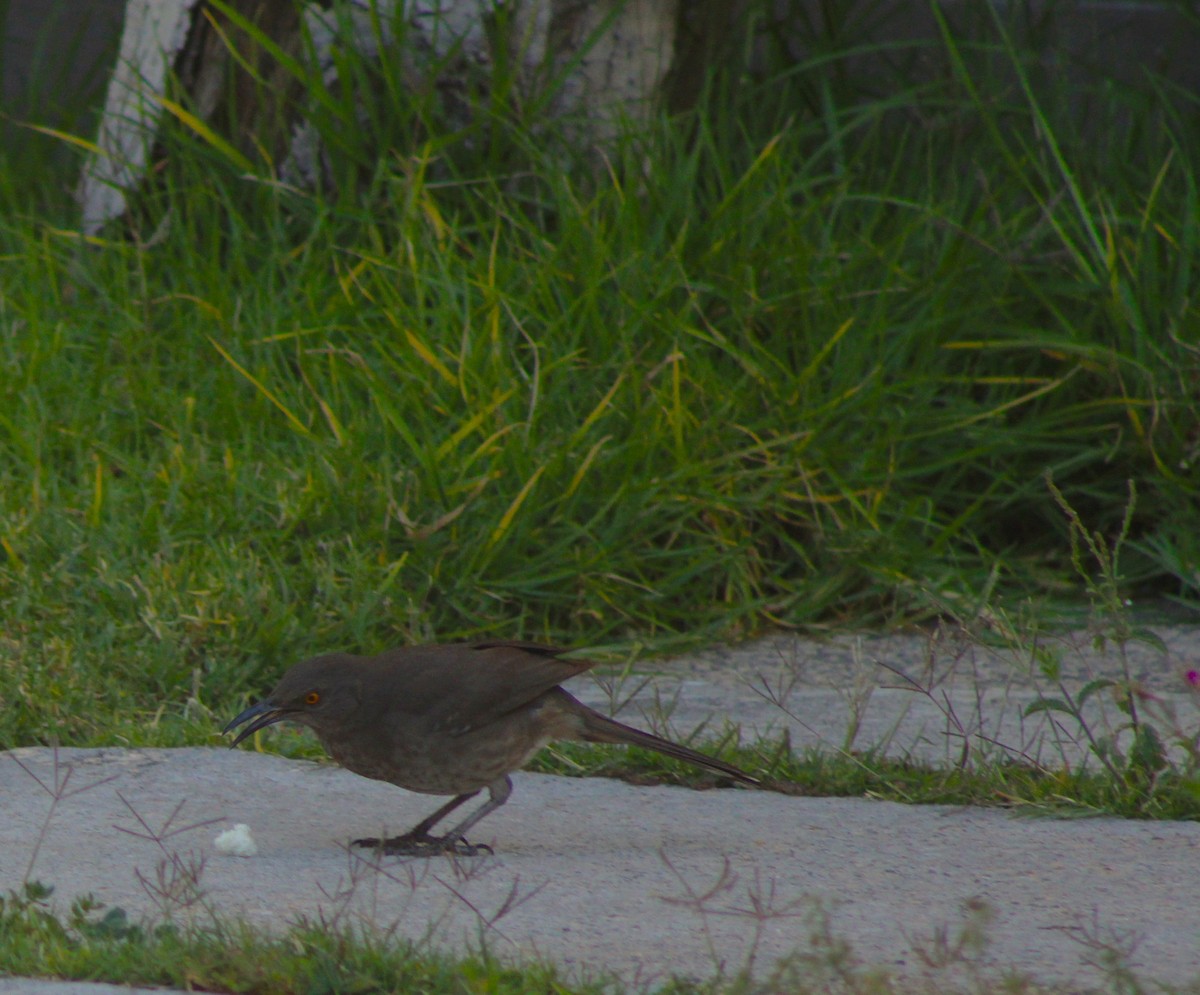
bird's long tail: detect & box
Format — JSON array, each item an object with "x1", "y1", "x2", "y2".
[{"x1": 577, "y1": 709, "x2": 759, "y2": 785}]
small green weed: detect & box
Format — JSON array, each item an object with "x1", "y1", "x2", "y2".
[{"x1": 1018, "y1": 478, "x2": 1200, "y2": 814}]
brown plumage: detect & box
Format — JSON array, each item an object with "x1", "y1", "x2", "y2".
[{"x1": 224, "y1": 640, "x2": 757, "y2": 855}]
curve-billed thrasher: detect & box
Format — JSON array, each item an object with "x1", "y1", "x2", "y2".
[{"x1": 224, "y1": 640, "x2": 757, "y2": 856}]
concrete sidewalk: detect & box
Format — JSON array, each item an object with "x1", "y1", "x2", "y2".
[
  {"x1": 3, "y1": 747, "x2": 1199, "y2": 991},
  {"x1": 2, "y1": 629, "x2": 1199, "y2": 992}
]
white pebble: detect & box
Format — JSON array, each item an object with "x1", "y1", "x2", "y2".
[{"x1": 213, "y1": 823, "x2": 258, "y2": 857}]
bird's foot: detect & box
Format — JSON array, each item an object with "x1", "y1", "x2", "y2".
[{"x1": 352, "y1": 833, "x2": 493, "y2": 857}]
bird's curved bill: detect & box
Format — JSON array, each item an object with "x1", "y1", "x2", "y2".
[{"x1": 223, "y1": 700, "x2": 287, "y2": 746}]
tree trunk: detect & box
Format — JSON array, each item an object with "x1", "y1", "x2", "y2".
[{"x1": 78, "y1": 0, "x2": 684, "y2": 233}]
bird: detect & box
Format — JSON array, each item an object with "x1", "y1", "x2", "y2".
[{"x1": 223, "y1": 640, "x2": 758, "y2": 856}]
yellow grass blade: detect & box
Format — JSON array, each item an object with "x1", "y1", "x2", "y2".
[
  {"x1": 575, "y1": 373, "x2": 625, "y2": 437},
  {"x1": 487, "y1": 464, "x2": 547, "y2": 550},
  {"x1": 564, "y1": 436, "x2": 610, "y2": 499},
  {"x1": 158, "y1": 97, "x2": 254, "y2": 172},
  {"x1": 19, "y1": 123, "x2": 103, "y2": 155},
  {"x1": 208, "y1": 337, "x2": 312, "y2": 437},
  {"x1": 435, "y1": 389, "x2": 516, "y2": 461},
  {"x1": 404, "y1": 328, "x2": 457, "y2": 386}
]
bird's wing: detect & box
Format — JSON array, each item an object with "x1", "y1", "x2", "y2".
[{"x1": 369, "y1": 641, "x2": 596, "y2": 736}]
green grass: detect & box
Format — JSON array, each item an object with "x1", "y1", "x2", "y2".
[
  {"x1": 0, "y1": 873, "x2": 1175, "y2": 995},
  {"x1": 0, "y1": 887, "x2": 585, "y2": 994},
  {"x1": 1, "y1": 4, "x2": 1199, "y2": 767},
  {"x1": 535, "y1": 734, "x2": 1200, "y2": 823}
]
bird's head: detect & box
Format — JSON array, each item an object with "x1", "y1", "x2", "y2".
[{"x1": 223, "y1": 654, "x2": 363, "y2": 746}]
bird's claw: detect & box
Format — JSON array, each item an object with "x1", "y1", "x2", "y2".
[{"x1": 352, "y1": 834, "x2": 492, "y2": 857}]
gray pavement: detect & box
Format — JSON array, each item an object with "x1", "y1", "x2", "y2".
[{"x1": 3, "y1": 629, "x2": 1200, "y2": 993}]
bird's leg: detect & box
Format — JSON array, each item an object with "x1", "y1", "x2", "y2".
[
  {"x1": 353, "y1": 791, "x2": 478, "y2": 854},
  {"x1": 352, "y1": 778, "x2": 511, "y2": 856},
  {"x1": 440, "y1": 775, "x2": 512, "y2": 847}
]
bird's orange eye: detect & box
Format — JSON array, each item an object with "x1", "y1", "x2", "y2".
[{"x1": 305, "y1": 691, "x2": 320, "y2": 705}]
